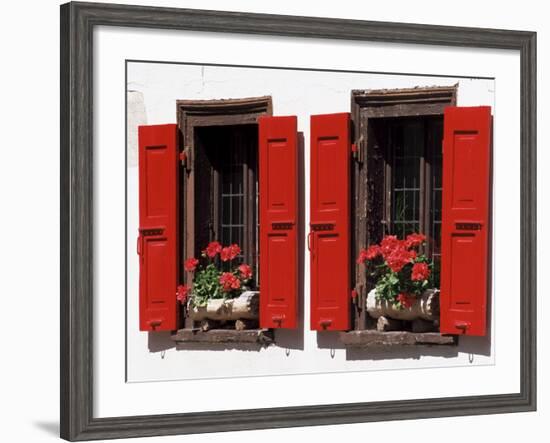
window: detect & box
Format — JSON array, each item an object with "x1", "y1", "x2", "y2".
[
  {"x1": 171, "y1": 97, "x2": 299, "y2": 331},
  {"x1": 177, "y1": 97, "x2": 272, "y2": 286},
  {"x1": 379, "y1": 116, "x2": 443, "y2": 285},
  {"x1": 137, "y1": 92, "x2": 492, "y2": 338},
  {"x1": 194, "y1": 124, "x2": 259, "y2": 275},
  {"x1": 351, "y1": 85, "x2": 457, "y2": 330}
]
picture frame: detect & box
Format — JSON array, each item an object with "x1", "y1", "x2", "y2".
[{"x1": 60, "y1": 1, "x2": 537, "y2": 441}]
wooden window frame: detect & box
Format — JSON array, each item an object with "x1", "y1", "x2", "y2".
[
  {"x1": 176, "y1": 96, "x2": 273, "y2": 285},
  {"x1": 350, "y1": 85, "x2": 457, "y2": 330}
]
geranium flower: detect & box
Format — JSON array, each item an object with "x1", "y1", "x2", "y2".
[
  {"x1": 220, "y1": 243, "x2": 241, "y2": 262},
  {"x1": 228, "y1": 244, "x2": 241, "y2": 259},
  {"x1": 365, "y1": 245, "x2": 381, "y2": 260},
  {"x1": 380, "y1": 235, "x2": 404, "y2": 259},
  {"x1": 385, "y1": 246, "x2": 416, "y2": 273},
  {"x1": 176, "y1": 284, "x2": 190, "y2": 303},
  {"x1": 396, "y1": 293, "x2": 416, "y2": 309},
  {"x1": 238, "y1": 264, "x2": 253, "y2": 280},
  {"x1": 411, "y1": 262, "x2": 430, "y2": 281},
  {"x1": 356, "y1": 249, "x2": 368, "y2": 264},
  {"x1": 184, "y1": 257, "x2": 199, "y2": 272},
  {"x1": 203, "y1": 241, "x2": 222, "y2": 258},
  {"x1": 219, "y1": 272, "x2": 241, "y2": 292},
  {"x1": 405, "y1": 233, "x2": 426, "y2": 249},
  {"x1": 220, "y1": 247, "x2": 231, "y2": 262},
  {"x1": 357, "y1": 245, "x2": 381, "y2": 264}
]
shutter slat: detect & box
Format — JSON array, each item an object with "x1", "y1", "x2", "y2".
[
  {"x1": 310, "y1": 113, "x2": 351, "y2": 331},
  {"x1": 138, "y1": 124, "x2": 179, "y2": 331},
  {"x1": 259, "y1": 116, "x2": 299, "y2": 329},
  {"x1": 440, "y1": 106, "x2": 491, "y2": 336}
]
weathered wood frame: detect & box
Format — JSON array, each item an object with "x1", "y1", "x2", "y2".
[
  {"x1": 61, "y1": 2, "x2": 536, "y2": 440},
  {"x1": 351, "y1": 86, "x2": 456, "y2": 330}
]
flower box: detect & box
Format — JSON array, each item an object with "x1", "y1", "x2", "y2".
[
  {"x1": 366, "y1": 288, "x2": 439, "y2": 322},
  {"x1": 188, "y1": 291, "x2": 259, "y2": 323}
]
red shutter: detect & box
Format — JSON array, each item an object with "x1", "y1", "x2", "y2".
[
  {"x1": 309, "y1": 113, "x2": 351, "y2": 331},
  {"x1": 138, "y1": 124, "x2": 179, "y2": 331},
  {"x1": 440, "y1": 106, "x2": 491, "y2": 336},
  {"x1": 259, "y1": 116, "x2": 298, "y2": 329}
]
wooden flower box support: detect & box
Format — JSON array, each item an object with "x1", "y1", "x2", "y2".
[
  {"x1": 343, "y1": 289, "x2": 456, "y2": 346},
  {"x1": 172, "y1": 291, "x2": 274, "y2": 346},
  {"x1": 171, "y1": 328, "x2": 274, "y2": 346},
  {"x1": 340, "y1": 330, "x2": 456, "y2": 347}
]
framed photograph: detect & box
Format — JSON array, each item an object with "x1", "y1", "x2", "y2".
[{"x1": 60, "y1": 1, "x2": 536, "y2": 441}]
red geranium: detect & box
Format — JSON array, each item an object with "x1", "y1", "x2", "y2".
[
  {"x1": 220, "y1": 243, "x2": 241, "y2": 262},
  {"x1": 396, "y1": 293, "x2": 416, "y2": 309},
  {"x1": 386, "y1": 246, "x2": 415, "y2": 273},
  {"x1": 203, "y1": 241, "x2": 222, "y2": 258},
  {"x1": 405, "y1": 233, "x2": 426, "y2": 249},
  {"x1": 219, "y1": 272, "x2": 241, "y2": 292},
  {"x1": 229, "y1": 244, "x2": 241, "y2": 259},
  {"x1": 238, "y1": 264, "x2": 253, "y2": 280},
  {"x1": 220, "y1": 247, "x2": 231, "y2": 262},
  {"x1": 184, "y1": 257, "x2": 199, "y2": 272},
  {"x1": 356, "y1": 245, "x2": 381, "y2": 264},
  {"x1": 380, "y1": 235, "x2": 404, "y2": 259},
  {"x1": 411, "y1": 262, "x2": 430, "y2": 281},
  {"x1": 356, "y1": 232, "x2": 435, "y2": 309},
  {"x1": 176, "y1": 284, "x2": 190, "y2": 303}
]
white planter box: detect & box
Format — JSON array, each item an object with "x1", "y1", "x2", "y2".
[
  {"x1": 366, "y1": 288, "x2": 439, "y2": 321},
  {"x1": 188, "y1": 291, "x2": 259, "y2": 322}
]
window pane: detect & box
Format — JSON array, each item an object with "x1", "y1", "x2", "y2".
[
  {"x1": 390, "y1": 121, "x2": 422, "y2": 236},
  {"x1": 429, "y1": 119, "x2": 444, "y2": 286},
  {"x1": 219, "y1": 135, "x2": 245, "y2": 260}
]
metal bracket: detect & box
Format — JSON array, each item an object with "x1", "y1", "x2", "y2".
[
  {"x1": 272, "y1": 221, "x2": 294, "y2": 230},
  {"x1": 180, "y1": 147, "x2": 191, "y2": 169},
  {"x1": 310, "y1": 223, "x2": 335, "y2": 232},
  {"x1": 139, "y1": 227, "x2": 165, "y2": 236}
]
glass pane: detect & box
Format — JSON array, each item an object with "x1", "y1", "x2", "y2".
[
  {"x1": 219, "y1": 140, "x2": 245, "y2": 258},
  {"x1": 221, "y1": 196, "x2": 231, "y2": 224},
  {"x1": 429, "y1": 119, "x2": 443, "y2": 285},
  {"x1": 391, "y1": 120, "x2": 423, "y2": 236}
]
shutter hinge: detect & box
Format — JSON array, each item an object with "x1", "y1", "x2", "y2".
[
  {"x1": 352, "y1": 140, "x2": 364, "y2": 163},
  {"x1": 180, "y1": 148, "x2": 191, "y2": 169},
  {"x1": 353, "y1": 284, "x2": 366, "y2": 305}
]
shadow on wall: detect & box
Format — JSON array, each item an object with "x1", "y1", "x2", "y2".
[
  {"x1": 147, "y1": 331, "x2": 271, "y2": 353},
  {"x1": 314, "y1": 331, "x2": 491, "y2": 361},
  {"x1": 345, "y1": 332, "x2": 492, "y2": 361},
  {"x1": 345, "y1": 345, "x2": 459, "y2": 361},
  {"x1": 147, "y1": 331, "x2": 175, "y2": 353},
  {"x1": 274, "y1": 131, "x2": 306, "y2": 352}
]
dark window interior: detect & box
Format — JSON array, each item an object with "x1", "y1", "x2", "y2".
[
  {"x1": 193, "y1": 124, "x2": 259, "y2": 284},
  {"x1": 368, "y1": 116, "x2": 443, "y2": 285}
]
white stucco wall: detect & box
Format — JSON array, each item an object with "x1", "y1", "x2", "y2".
[{"x1": 126, "y1": 61, "x2": 495, "y2": 382}]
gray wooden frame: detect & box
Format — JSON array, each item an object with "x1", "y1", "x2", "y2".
[{"x1": 60, "y1": 1, "x2": 537, "y2": 441}]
